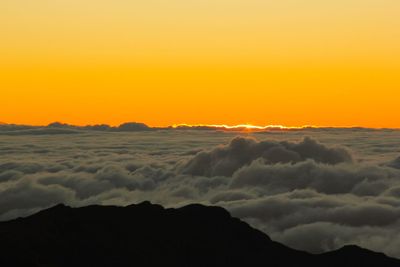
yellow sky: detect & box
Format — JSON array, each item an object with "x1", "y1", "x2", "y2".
[{"x1": 1, "y1": 0, "x2": 399, "y2": 127}]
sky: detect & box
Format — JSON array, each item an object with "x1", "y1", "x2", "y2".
[{"x1": 1, "y1": 0, "x2": 400, "y2": 127}]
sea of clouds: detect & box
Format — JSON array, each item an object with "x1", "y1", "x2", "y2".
[{"x1": 1, "y1": 126, "x2": 400, "y2": 257}]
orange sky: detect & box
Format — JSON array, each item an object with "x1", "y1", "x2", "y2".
[{"x1": 1, "y1": 0, "x2": 399, "y2": 127}]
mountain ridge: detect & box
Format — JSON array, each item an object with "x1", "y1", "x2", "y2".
[{"x1": 0, "y1": 202, "x2": 398, "y2": 267}]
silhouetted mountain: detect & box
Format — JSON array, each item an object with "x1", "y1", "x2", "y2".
[
  {"x1": 0, "y1": 202, "x2": 398, "y2": 267},
  {"x1": 48, "y1": 122, "x2": 73, "y2": 128},
  {"x1": 117, "y1": 122, "x2": 152, "y2": 131}
]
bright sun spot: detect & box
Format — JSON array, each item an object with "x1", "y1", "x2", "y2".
[{"x1": 171, "y1": 124, "x2": 312, "y2": 131}]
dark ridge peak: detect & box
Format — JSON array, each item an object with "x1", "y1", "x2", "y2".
[
  {"x1": 5, "y1": 203, "x2": 72, "y2": 222},
  {"x1": 178, "y1": 203, "x2": 231, "y2": 216},
  {"x1": 318, "y1": 244, "x2": 398, "y2": 267},
  {"x1": 126, "y1": 201, "x2": 165, "y2": 211},
  {"x1": 117, "y1": 122, "x2": 152, "y2": 131},
  {"x1": 38, "y1": 203, "x2": 71, "y2": 214},
  {"x1": 49, "y1": 203, "x2": 69, "y2": 210},
  {"x1": 340, "y1": 244, "x2": 371, "y2": 251},
  {"x1": 325, "y1": 244, "x2": 385, "y2": 256},
  {"x1": 24, "y1": 203, "x2": 73, "y2": 221},
  {"x1": 127, "y1": 201, "x2": 232, "y2": 219},
  {"x1": 130, "y1": 200, "x2": 160, "y2": 208},
  {"x1": 0, "y1": 203, "x2": 398, "y2": 267},
  {"x1": 48, "y1": 122, "x2": 72, "y2": 128},
  {"x1": 137, "y1": 200, "x2": 153, "y2": 206},
  {"x1": 323, "y1": 244, "x2": 391, "y2": 258}
]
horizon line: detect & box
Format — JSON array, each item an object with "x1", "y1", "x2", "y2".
[{"x1": 1, "y1": 121, "x2": 399, "y2": 131}]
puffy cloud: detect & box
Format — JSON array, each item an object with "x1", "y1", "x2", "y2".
[
  {"x1": 0, "y1": 178, "x2": 75, "y2": 220},
  {"x1": 388, "y1": 156, "x2": 400, "y2": 169},
  {"x1": 0, "y1": 162, "x2": 44, "y2": 174},
  {"x1": 181, "y1": 136, "x2": 353, "y2": 177},
  {"x1": 0, "y1": 170, "x2": 22, "y2": 182},
  {"x1": 37, "y1": 172, "x2": 113, "y2": 200},
  {"x1": 226, "y1": 191, "x2": 400, "y2": 230},
  {"x1": 230, "y1": 160, "x2": 396, "y2": 196},
  {"x1": 210, "y1": 191, "x2": 255, "y2": 204},
  {"x1": 223, "y1": 190, "x2": 400, "y2": 256},
  {"x1": 271, "y1": 222, "x2": 400, "y2": 256}
]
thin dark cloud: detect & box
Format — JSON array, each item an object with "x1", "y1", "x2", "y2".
[{"x1": 0, "y1": 122, "x2": 154, "y2": 135}]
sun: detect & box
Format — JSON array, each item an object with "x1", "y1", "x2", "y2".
[{"x1": 172, "y1": 124, "x2": 310, "y2": 131}]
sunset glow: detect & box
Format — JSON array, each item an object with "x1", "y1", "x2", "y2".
[
  {"x1": 172, "y1": 124, "x2": 309, "y2": 131},
  {"x1": 1, "y1": 1, "x2": 400, "y2": 127}
]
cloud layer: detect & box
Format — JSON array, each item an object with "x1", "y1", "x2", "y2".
[{"x1": 1, "y1": 129, "x2": 400, "y2": 258}]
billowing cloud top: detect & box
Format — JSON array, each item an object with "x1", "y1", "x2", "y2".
[{"x1": 181, "y1": 136, "x2": 353, "y2": 176}]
